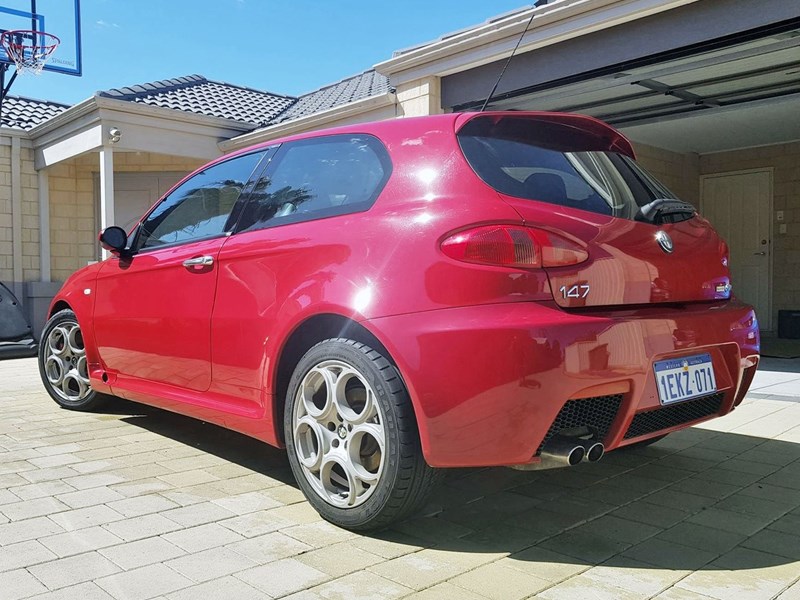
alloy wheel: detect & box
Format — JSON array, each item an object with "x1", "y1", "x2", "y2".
[{"x1": 292, "y1": 359, "x2": 385, "y2": 508}]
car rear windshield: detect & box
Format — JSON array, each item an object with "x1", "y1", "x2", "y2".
[{"x1": 457, "y1": 115, "x2": 689, "y2": 222}]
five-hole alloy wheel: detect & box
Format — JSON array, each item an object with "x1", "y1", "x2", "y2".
[
  {"x1": 285, "y1": 338, "x2": 438, "y2": 531},
  {"x1": 38, "y1": 309, "x2": 107, "y2": 411}
]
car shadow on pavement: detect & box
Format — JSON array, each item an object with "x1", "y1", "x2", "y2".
[{"x1": 109, "y1": 396, "x2": 800, "y2": 579}]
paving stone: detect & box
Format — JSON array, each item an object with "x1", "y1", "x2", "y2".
[
  {"x1": 621, "y1": 538, "x2": 719, "y2": 571},
  {"x1": 451, "y1": 560, "x2": 551, "y2": 600},
  {"x1": 237, "y1": 557, "x2": 329, "y2": 597},
  {"x1": 27, "y1": 581, "x2": 116, "y2": 599},
  {"x1": 0, "y1": 496, "x2": 69, "y2": 521},
  {"x1": 28, "y1": 551, "x2": 121, "y2": 589},
  {"x1": 287, "y1": 570, "x2": 412, "y2": 600},
  {"x1": 539, "y1": 529, "x2": 630, "y2": 564},
  {"x1": 657, "y1": 522, "x2": 746, "y2": 554},
  {"x1": 106, "y1": 494, "x2": 179, "y2": 518},
  {"x1": 610, "y1": 501, "x2": 691, "y2": 530},
  {"x1": 160, "y1": 501, "x2": 235, "y2": 527},
  {"x1": 741, "y1": 528, "x2": 800, "y2": 560},
  {"x1": 166, "y1": 545, "x2": 257, "y2": 583},
  {"x1": 101, "y1": 514, "x2": 183, "y2": 542},
  {"x1": 368, "y1": 549, "x2": 473, "y2": 591},
  {"x1": 536, "y1": 573, "x2": 648, "y2": 600},
  {"x1": 164, "y1": 575, "x2": 269, "y2": 600},
  {"x1": 157, "y1": 469, "x2": 220, "y2": 488},
  {"x1": 0, "y1": 567, "x2": 48, "y2": 600},
  {"x1": 162, "y1": 522, "x2": 244, "y2": 553},
  {"x1": 49, "y1": 505, "x2": 125, "y2": 532},
  {"x1": 0, "y1": 516, "x2": 65, "y2": 546},
  {"x1": 580, "y1": 557, "x2": 690, "y2": 597},
  {"x1": 676, "y1": 569, "x2": 789, "y2": 600},
  {"x1": 39, "y1": 526, "x2": 124, "y2": 558},
  {"x1": 210, "y1": 491, "x2": 282, "y2": 515},
  {"x1": 56, "y1": 487, "x2": 127, "y2": 509},
  {"x1": 9, "y1": 481, "x2": 76, "y2": 501},
  {"x1": 685, "y1": 506, "x2": 772, "y2": 536},
  {"x1": 226, "y1": 531, "x2": 312, "y2": 563},
  {"x1": 100, "y1": 536, "x2": 186, "y2": 570},
  {"x1": 61, "y1": 473, "x2": 126, "y2": 491},
  {"x1": 401, "y1": 581, "x2": 488, "y2": 600},
  {"x1": 296, "y1": 541, "x2": 385, "y2": 578},
  {"x1": 283, "y1": 520, "x2": 356, "y2": 548},
  {"x1": 0, "y1": 539, "x2": 57, "y2": 572},
  {"x1": 96, "y1": 563, "x2": 193, "y2": 600}
]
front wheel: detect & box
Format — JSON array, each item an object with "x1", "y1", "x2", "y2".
[
  {"x1": 284, "y1": 338, "x2": 437, "y2": 530},
  {"x1": 38, "y1": 309, "x2": 107, "y2": 411}
]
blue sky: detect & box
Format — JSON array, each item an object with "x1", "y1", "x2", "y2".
[{"x1": 10, "y1": 0, "x2": 529, "y2": 105}]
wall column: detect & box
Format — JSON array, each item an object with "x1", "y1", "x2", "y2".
[
  {"x1": 98, "y1": 147, "x2": 114, "y2": 258},
  {"x1": 37, "y1": 169, "x2": 50, "y2": 282},
  {"x1": 396, "y1": 76, "x2": 443, "y2": 117},
  {"x1": 10, "y1": 136, "x2": 22, "y2": 299}
]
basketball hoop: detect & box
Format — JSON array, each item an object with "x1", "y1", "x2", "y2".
[{"x1": 1, "y1": 30, "x2": 60, "y2": 75}]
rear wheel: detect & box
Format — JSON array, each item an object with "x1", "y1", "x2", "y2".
[
  {"x1": 38, "y1": 309, "x2": 107, "y2": 411},
  {"x1": 284, "y1": 338, "x2": 437, "y2": 530}
]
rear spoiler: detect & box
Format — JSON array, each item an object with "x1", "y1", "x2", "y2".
[{"x1": 454, "y1": 111, "x2": 635, "y2": 159}]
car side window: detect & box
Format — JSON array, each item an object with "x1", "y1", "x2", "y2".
[
  {"x1": 236, "y1": 134, "x2": 391, "y2": 233},
  {"x1": 134, "y1": 151, "x2": 266, "y2": 251}
]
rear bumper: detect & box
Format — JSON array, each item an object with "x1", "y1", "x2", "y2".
[{"x1": 366, "y1": 300, "x2": 759, "y2": 467}]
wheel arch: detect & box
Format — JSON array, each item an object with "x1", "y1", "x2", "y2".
[
  {"x1": 272, "y1": 313, "x2": 414, "y2": 444},
  {"x1": 49, "y1": 300, "x2": 71, "y2": 318}
]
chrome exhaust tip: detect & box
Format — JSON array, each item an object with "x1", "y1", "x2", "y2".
[
  {"x1": 510, "y1": 435, "x2": 585, "y2": 470},
  {"x1": 582, "y1": 441, "x2": 604, "y2": 463}
]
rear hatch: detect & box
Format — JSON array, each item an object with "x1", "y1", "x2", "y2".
[{"x1": 456, "y1": 113, "x2": 731, "y2": 309}]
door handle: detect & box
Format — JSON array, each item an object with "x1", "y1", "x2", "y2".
[
  {"x1": 182, "y1": 255, "x2": 214, "y2": 267},
  {"x1": 753, "y1": 251, "x2": 767, "y2": 256}
]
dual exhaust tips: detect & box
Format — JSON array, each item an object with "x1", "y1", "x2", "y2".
[{"x1": 512, "y1": 435, "x2": 604, "y2": 471}]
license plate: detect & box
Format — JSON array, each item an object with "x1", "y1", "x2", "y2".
[{"x1": 653, "y1": 353, "x2": 717, "y2": 405}]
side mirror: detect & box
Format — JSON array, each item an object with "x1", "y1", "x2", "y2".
[{"x1": 98, "y1": 226, "x2": 128, "y2": 255}]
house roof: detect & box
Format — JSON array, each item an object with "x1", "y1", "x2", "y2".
[
  {"x1": 270, "y1": 70, "x2": 391, "y2": 124},
  {"x1": 1, "y1": 95, "x2": 70, "y2": 130},
  {"x1": 97, "y1": 74, "x2": 296, "y2": 126},
  {"x1": 18, "y1": 69, "x2": 393, "y2": 137}
]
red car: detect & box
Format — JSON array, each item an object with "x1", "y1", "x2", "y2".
[{"x1": 39, "y1": 112, "x2": 760, "y2": 530}]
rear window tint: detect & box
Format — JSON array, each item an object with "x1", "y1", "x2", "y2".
[{"x1": 458, "y1": 116, "x2": 682, "y2": 221}]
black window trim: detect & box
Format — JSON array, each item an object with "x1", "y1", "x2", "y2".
[
  {"x1": 129, "y1": 147, "x2": 278, "y2": 254},
  {"x1": 232, "y1": 133, "x2": 393, "y2": 235}
]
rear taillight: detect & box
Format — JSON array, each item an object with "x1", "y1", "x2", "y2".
[{"x1": 441, "y1": 225, "x2": 588, "y2": 268}]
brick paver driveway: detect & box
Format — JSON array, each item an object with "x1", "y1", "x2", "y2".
[{"x1": 2, "y1": 356, "x2": 800, "y2": 599}]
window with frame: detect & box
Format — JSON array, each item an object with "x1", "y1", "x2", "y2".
[
  {"x1": 134, "y1": 150, "x2": 266, "y2": 251},
  {"x1": 236, "y1": 134, "x2": 391, "y2": 233}
]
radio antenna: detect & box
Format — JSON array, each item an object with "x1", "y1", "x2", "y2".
[{"x1": 480, "y1": 6, "x2": 537, "y2": 112}]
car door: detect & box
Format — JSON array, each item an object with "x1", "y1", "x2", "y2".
[
  {"x1": 210, "y1": 135, "x2": 392, "y2": 398},
  {"x1": 93, "y1": 150, "x2": 269, "y2": 393}
]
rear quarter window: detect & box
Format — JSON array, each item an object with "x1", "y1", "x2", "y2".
[{"x1": 236, "y1": 134, "x2": 392, "y2": 232}]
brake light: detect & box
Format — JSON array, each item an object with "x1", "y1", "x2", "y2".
[{"x1": 441, "y1": 225, "x2": 588, "y2": 268}]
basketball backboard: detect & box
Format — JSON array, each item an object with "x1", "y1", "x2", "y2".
[{"x1": 0, "y1": 0, "x2": 81, "y2": 75}]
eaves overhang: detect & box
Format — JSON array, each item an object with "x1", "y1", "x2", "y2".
[
  {"x1": 219, "y1": 91, "x2": 397, "y2": 153},
  {"x1": 374, "y1": 0, "x2": 699, "y2": 85},
  {"x1": 31, "y1": 95, "x2": 257, "y2": 170}
]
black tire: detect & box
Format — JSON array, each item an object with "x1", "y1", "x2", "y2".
[
  {"x1": 38, "y1": 309, "x2": 108, "y2": 411},
  {"x1": 284, "y1": 338, "x2": 438, "y2": 531}
]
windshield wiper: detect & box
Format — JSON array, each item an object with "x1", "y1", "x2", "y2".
[{"x1": 636, "y1": 198, "x2": 696, "y2": 224}]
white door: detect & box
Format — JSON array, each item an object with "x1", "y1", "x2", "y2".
[
  {"x1": 113, "y1": 173, "x2": 185, "y2": 233},
  {"x1": 701, "y1": 170, "x2": 772, "y2": 330}
]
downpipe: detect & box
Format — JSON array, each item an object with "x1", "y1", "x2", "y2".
[{"x1": 510, "y1": 435, "x2": 604, "y2": 471}]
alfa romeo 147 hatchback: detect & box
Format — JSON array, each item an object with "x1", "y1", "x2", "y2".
[{"x1": 39, "y1": 112, "x2": 760, "y2": 530}]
